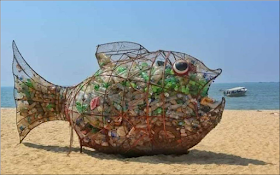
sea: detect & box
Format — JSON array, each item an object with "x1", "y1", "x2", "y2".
[{"x1": 1, "y1": 82, "x2": 279, "y2": 110}]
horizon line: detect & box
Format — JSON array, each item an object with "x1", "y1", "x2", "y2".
[{"x1": 1, "y1": 81, "x2": 279, "y2": 88}]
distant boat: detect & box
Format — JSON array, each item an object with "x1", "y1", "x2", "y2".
[{"x1": 223, "y1": 87, "x2": 247, "y2": 97}]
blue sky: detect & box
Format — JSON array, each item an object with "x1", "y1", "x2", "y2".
[{"x1": 1, "y1": 1, "x2": 279, "y2": 86}]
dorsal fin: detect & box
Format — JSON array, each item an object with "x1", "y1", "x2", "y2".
[{"x1": 95, "y1": 41, "x2": 149, "y2": 68}]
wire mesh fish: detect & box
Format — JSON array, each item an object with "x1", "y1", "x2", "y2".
[{"x1": 12, "y1": 41, "x2": 225, "y2": 156}]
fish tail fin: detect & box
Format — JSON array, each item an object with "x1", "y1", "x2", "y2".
[{"x1": 12, "y1": 41, "x2": 69, "y2": 143}]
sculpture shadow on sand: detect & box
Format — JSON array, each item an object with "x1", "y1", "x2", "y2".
[{"x1": 23, "y1": 142, "x2": 267, "y2": 166}]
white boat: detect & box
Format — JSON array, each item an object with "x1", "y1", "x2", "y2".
[{"x1": 223, "y1": 87, "x2": 247, "y2": 97}]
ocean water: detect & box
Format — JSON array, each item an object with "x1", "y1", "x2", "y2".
[
  {"x1": 208, "y1": 82, "x2": 279, "y2": 110},
  {"x1": 1, "y1": 82, "x2": 279, "y2": 110},
  {"x1": 1, "y1": 87, "x2": 16, "y2": 108}
]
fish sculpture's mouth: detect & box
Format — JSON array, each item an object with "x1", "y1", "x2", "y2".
[{"x1": 170, "y1": 57, "x2": 226, "y2": 122}]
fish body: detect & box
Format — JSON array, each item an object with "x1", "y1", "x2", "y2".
[{"x1": 12, "y1": 41, "x2": 225, "y2": 156}]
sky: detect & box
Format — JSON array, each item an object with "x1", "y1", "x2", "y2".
[{"x1": 1, "y1": 1, "x2": 279, "y2": 87}]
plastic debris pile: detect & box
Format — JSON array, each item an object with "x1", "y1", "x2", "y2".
[
  {"x1": 12, "y1": 41, "x2": 225, "y2": 156},
  {"x1": 67, "y1": 42, "x2": 225, "y2": 155}
]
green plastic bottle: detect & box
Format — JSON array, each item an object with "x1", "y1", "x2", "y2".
[
  {"x1": 141, "y1": 72, "x2": 149, "y2": 82},
  {"x1": 116, "y1": 66, "x2": 126, "y2": 74},
  {"x1": 94, "y1": 84, "x2": 100, "y2": 91}
]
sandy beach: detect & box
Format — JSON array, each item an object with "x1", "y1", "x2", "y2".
[{"x1": 1, "y1": 108, "x2": 279, "y2": 174}]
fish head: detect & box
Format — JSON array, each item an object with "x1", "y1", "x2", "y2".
[
  {"x1": 159, "y1": 51, "x2": 222, "y2": 97},
  {"x1": 153, "y1": 50, "x2": 225, "y2": 127}
]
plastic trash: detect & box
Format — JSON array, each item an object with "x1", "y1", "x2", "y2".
[{"x1": 12, "y1": 41, "x2": 225, "y2": 156}]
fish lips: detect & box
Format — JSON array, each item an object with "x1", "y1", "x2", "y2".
[{"x1": 202, "y1": 97, "x2": 226, "y2": 126}]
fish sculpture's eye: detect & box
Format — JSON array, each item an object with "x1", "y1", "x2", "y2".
[{"x1": 173, "y1": 60, "x2": 189, "y2": 75}]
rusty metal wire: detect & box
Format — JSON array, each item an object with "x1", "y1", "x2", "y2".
[{"x1": 12, "y1": 41, "x2": 225, "y2": 156}]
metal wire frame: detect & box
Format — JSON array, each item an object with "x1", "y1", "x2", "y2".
[
  {"x1": 66, "y1": 42, "x2": 225, "y2": 156},
  {"x1": 12, "y1": 41, "x2": 225, "y2": 156}
]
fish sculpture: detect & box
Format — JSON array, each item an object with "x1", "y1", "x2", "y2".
[{"x1": 12, "y1": 41, "x2": 225, "y2": 156}]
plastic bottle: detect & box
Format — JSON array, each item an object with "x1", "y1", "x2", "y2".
[
  {"x1": 140, "y1": 71, "x2": 149, "y2": 82},
  {"x1": 96, "y1": 53, "x2": 112, "y2": 68},
  {"x1": 117, "y1": 126, "x2": 127, "y2": 137},
  {"x1": 151, "y1": 67, "x2": 163, "y2": 83}
]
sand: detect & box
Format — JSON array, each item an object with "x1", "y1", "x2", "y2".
[{"x1": 1, "y1": 108, "x2": 279, "y2": 174}]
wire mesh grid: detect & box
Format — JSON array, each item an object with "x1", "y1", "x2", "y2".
[{"x1": 12, "y1": 41, "x2": 225, "y2": 156}]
